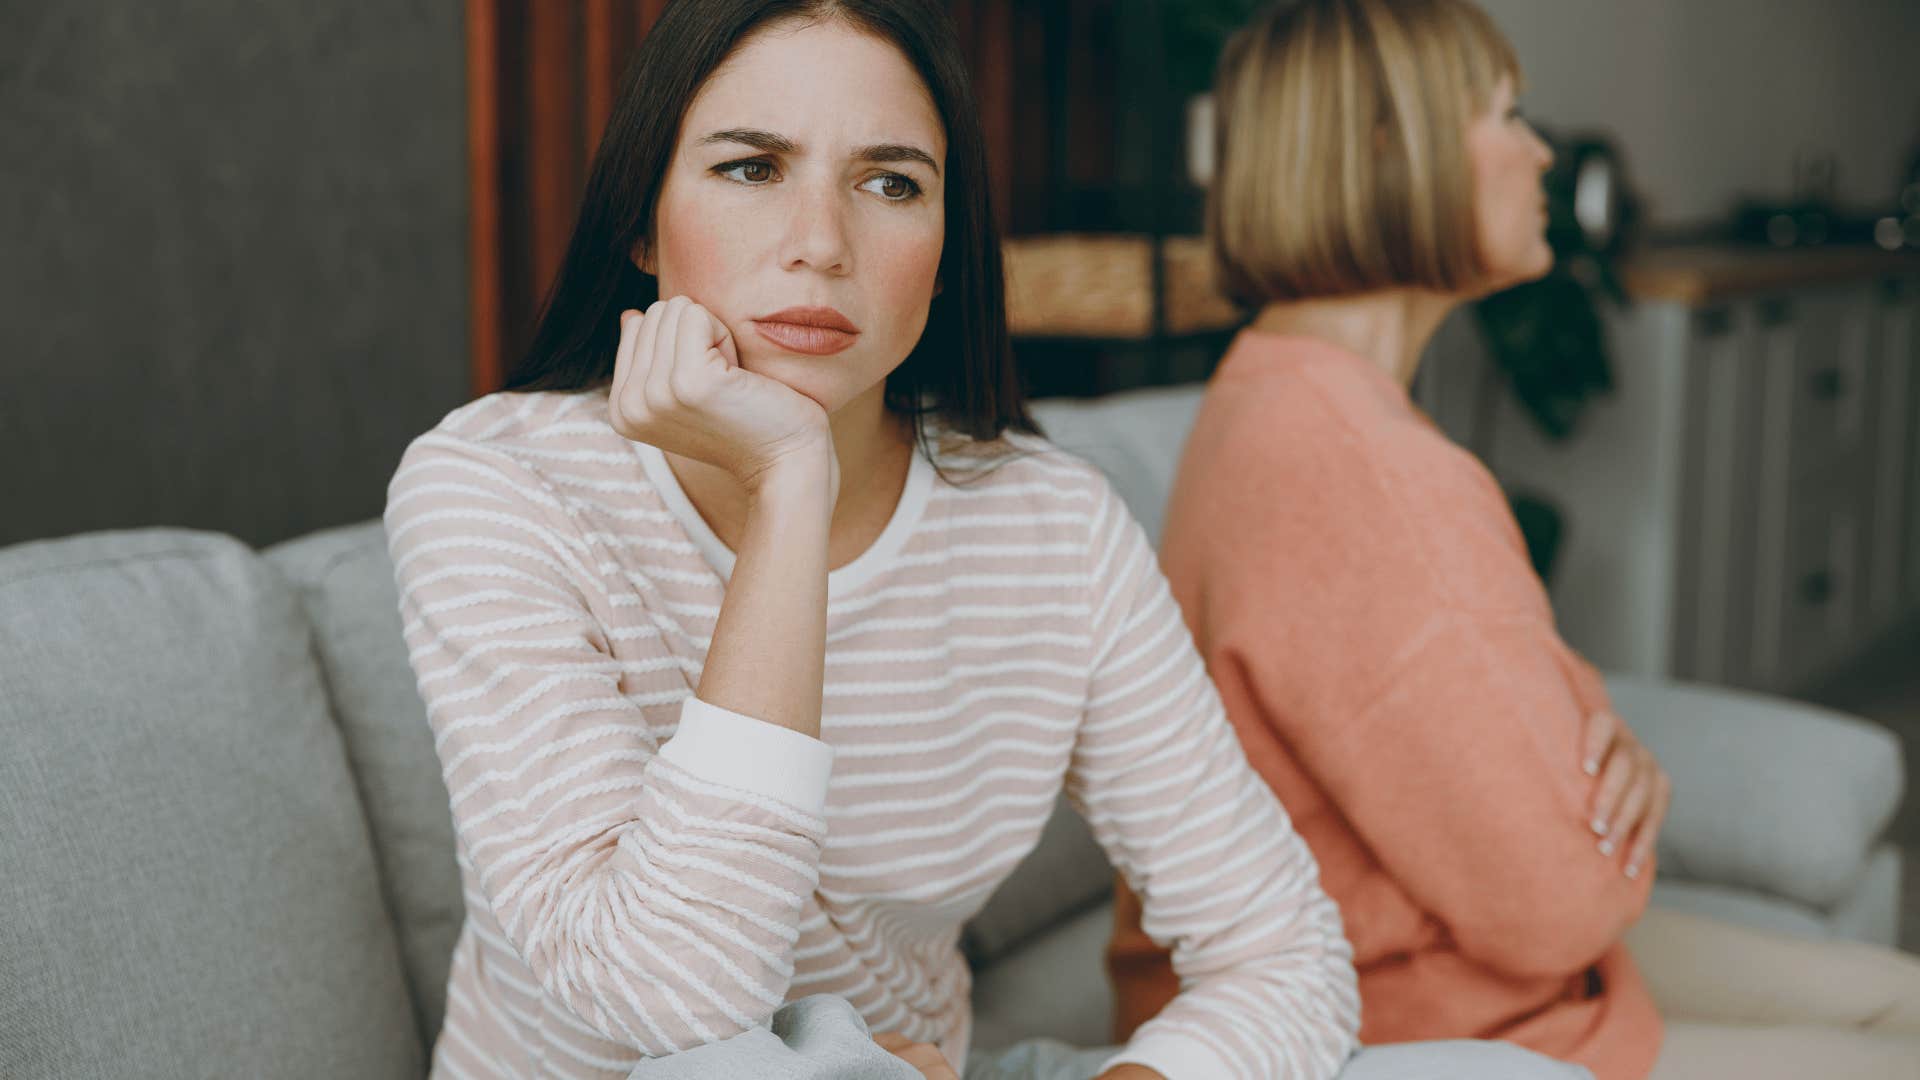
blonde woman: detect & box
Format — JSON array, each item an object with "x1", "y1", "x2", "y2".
[{"x1": 1105, "y1": 2, "x2": 1920, "y2": 1078}]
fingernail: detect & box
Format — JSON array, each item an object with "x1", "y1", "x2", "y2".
[
  {"x1": 1591, "y1": 817, "x2": 1609, "y2": 836},
  {"x1": 1584, "y1": 759, "x2": 1599, "y2": 776},
  {"x1": 1598, "y1": 837, "x2": 1615, "y2": 856},
  {"x1": 1625, "y1": 862, "x2": 1640, "y2": 879}
]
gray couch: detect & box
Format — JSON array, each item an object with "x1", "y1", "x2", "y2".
[{"x1": 1, "y1": 386, "x2": 1906, "y2": 1078}]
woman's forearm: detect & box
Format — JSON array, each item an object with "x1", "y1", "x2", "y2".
[{"x1": 694, "y1": 446, "x2": 834, "y2": 739}]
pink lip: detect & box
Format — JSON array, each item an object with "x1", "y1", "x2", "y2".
[{"x1": 752, "y1": 306, "x2": 860, "y2": 356}]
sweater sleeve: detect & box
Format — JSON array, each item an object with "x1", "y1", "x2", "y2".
[
  {"x1": 1244, "y1": 611, "x2": 1654, "y2": 978},
  {"x1": 384, "y1": 429, "x2": 834, "y2": 1056},
  {"x1": 1206, "y1": 373, "x2": 1654, "y2": 981},
  {"x1": 1071, "y1": 480, "x2": 1360, "y2": 1080}
]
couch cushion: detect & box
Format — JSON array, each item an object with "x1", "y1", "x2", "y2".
[
  {"x1": 1652, "y1": 847, "x2": 1904, "y2": 949},
  {"x1": 1827, "y1": 844, "x2": 1904, "y2": 948},
  {"x1": 1648, "y1": 882, "x2": 1831, "y2": 941},
  {"x1": 1608, "y1": 675, "x2": 1904, "y2": 911},
  {"x1": 0, "y1": 530, "x2": 423, "y2": 1079},
  {"x1": 266, "y1": 520, "x2": 462, "y2": 1047}
]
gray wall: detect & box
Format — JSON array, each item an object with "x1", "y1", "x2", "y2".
[
  {"x1": 1, "y1": 0, "x2": 470, "y2": 548},
  {"x1": 1477, "y1": 0, "x2": 1920, "y2": 227}
]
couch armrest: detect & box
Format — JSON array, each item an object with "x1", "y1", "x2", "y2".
[{"x1": 1605, "y1": 674, "x2": 1904, "y2": 911}]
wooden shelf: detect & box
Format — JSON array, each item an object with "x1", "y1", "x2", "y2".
[
  {"x1": 1005, "y1": 235, "x2": 1920, "y2": 340},
  {"x1": 1003, "y1": 234, "x2": 1244, "y2": 340},
  {"x1": 1619, "y1": 245, "x2": 1920, "y2": 305}
]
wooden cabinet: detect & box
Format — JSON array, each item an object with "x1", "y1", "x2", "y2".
[
  {"x1": 1420, "y1": 263, "x2": 1920, "y2": 696},
  {"x1": 1869, "y1": 286, "x2": 1911, "y2": 625},
  {"x1": 1750, "y1": 288, "x2": 1879, "y2": 689},
  {"x1": 1677, "y1": 303, "x2": 1764, "y2": 687}
]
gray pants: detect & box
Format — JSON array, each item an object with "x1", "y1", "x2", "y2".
[{"x1": 630, "y1": 996, "x2": 1594, "y2": 1079}]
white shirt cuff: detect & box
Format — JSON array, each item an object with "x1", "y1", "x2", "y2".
[
  {"x1": 654, "y1": 697, "x2": 834, "y2": 817},
  {"x1": 1102, "y1": 1031, "x2": 1240, "y2": 1080}
]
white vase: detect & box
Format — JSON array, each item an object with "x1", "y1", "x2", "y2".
[{"x1": 1186, "y1": 93, "x2": 1216, "y2": 188}]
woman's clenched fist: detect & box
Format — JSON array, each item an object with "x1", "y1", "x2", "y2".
[{"x1": 608, "y1": 296, "x2": 837, "y2": 498}]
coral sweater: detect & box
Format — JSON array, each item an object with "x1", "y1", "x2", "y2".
[{"x1": 1106, "y1": 333, "x2": 1663, "y2": 1080}]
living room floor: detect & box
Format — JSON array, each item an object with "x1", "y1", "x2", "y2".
[{"x1": 1808, "y1": 617, "x2": 1920, "y2": 955}]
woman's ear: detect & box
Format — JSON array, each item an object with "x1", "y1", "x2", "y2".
[{"x1": 630, "y1": 238, "x2": 657, "y2": 276}]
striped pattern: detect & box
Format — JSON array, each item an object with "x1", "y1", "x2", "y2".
[{"x1": 386, "y1": 390, "x2": 1359, "y2": 1079}]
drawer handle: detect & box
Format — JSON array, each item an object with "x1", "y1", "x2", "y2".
[
  {"x1": 1759, "y1": 298, "x2": 1795, "y2": 327},
  {"x1": 1799, "y1": 570, "x2": 1836, "y2": 607},
  {"x1": 1807, "y1": 367, "x2": 1847, "y2": 401}
]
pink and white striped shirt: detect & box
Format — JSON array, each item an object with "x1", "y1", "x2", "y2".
[{"x1": 385, "y1": 389, "x2": 1358, "y2": 1080}]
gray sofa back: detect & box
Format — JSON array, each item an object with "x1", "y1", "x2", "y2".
[
  {"x1": 266, "y1": 524, "x2": 465, "y2": 1048},
  {"x1": 0, "y1": 531, "x2": 425, "y2": 1079}
]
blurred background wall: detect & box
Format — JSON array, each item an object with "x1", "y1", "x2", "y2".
[
  {"x1": 1479, "y1": 0, "x2": 1920, "y2": 227},
  {"x1": 4, "y1": 0, "x2": 1919, "y2": 558},
  {"x1": 0, "y1": 0, "x2": 470, "y2": 548}
]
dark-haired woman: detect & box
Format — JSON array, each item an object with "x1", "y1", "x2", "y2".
[{"x1": 384, "y1": 2, "x2": 1583, "y2": 1079}]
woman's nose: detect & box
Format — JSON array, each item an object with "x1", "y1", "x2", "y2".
[{"x1": 781, "y1": 182, "x2": 852, "y2": 275}]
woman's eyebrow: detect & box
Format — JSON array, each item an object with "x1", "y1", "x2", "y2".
[
  {"x1": 853, "y1": 143, "x2": 939, "y2": 176},
  {"x1": 697, "y1": 128, "x2": 938, "y2": 176},
  {"x1": 699, "y1": 128, "x2": 798, "y2": 154}
]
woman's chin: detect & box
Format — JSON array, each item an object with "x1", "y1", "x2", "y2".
[
  {"x1": 1493, "y1": 247, "x2": 1556, "y2": 293},
  {"x1": 740, "y1": 352, "x2": 855, "y2": 414}
]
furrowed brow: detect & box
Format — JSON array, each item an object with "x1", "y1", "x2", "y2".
[
  {"x1": 698, "y1": 128, "x2": 798, "y2": 154},
  {"x1": 856, "y1": 143, "x2": 940, "y2": 176}
]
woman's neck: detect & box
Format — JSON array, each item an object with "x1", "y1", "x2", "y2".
[
  {"x1": 664, "y1": 380, "x2": 915, "y2": 570},
  {"x1": 1249, "y1": 288, "x2": 1460, "y2": 387}
]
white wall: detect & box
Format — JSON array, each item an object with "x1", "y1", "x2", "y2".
[{"x1": 1475, "y1": 0, "x2": 1920, "y2": 227}]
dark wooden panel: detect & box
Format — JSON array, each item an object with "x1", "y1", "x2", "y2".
[
  {"x1": 583, "y1": 0, "x2": 629, "y2": 162},
  {"x1": 526, "y1": 2, "x2": 583, "y2": 311},
  {"x1": 466, "y1": 0, "x2": 503, "y2": 396}
]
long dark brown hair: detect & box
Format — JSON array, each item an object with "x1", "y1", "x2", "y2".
[{"x1": 502, "y1": 0, "x2": 1035, "y2": 451}]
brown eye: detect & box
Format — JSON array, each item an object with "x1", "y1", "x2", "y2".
[
  {"x1": 717, "y1": 159, "x2": 775, "y2": 184},
  {"x1": 861, "y1": 173, "x2": 921, "y2": 201}
]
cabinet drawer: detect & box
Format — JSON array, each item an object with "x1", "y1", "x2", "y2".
[
  {"x1": 1757, "y1": 475, "x2": 1863, "y2": 688},
  {"x1": 1764, "y1": 291, "x2": 1874, "y2": 479}
]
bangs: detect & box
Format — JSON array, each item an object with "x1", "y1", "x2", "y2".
[{"x1": 1446, "y1": 0, "x2": 1523, "y2": 108}]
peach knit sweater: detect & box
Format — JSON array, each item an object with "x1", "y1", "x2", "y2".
[{"x1": 1107, "y1": 333, "x2": 1663, "y2": 1080}]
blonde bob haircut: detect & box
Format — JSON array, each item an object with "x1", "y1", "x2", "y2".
[{"x1": 1209, "y1": 0, "x2": 1522, "y2": 305}]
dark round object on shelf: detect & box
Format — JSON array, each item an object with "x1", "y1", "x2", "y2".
[{"x1": 1554, "y1": 135, "x2": 1638, "y2": 257}]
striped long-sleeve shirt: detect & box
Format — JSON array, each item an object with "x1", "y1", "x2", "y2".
[{"x1": 385, "y1": 389, "x2": 1359, "y2": 1080}]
